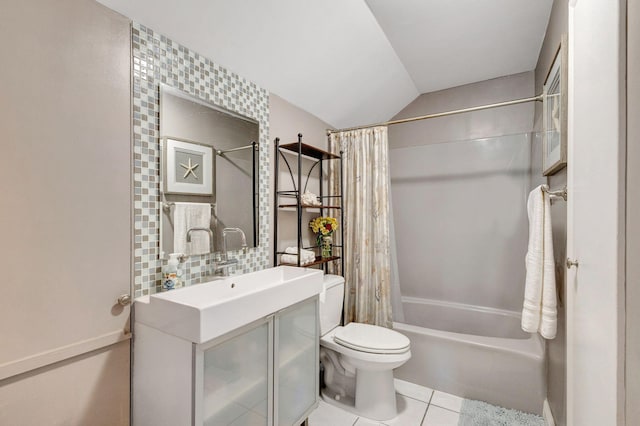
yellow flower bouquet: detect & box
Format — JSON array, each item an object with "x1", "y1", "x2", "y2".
[
  {"x1": 310, "y1": 216, "x2": 338, "y2": 236},
  {"x1": 310, "y1": 216, "x2": 339, "y2": 258}
]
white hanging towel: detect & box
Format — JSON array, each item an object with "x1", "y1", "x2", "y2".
[
  {"x1": 521, "y1": 185, "x2": 557, "y2": 339},
  {"x1": 173, "y1": 202, "x2": 212, "y2": 256}
]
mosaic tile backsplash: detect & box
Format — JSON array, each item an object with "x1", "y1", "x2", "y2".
[{"x1": 132, "y1": 23, "x2": 270, "y2": 297}]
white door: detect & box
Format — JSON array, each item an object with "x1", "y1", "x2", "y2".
[
  {"x1": 566, "y1": 1, "x2": 626, "y2": 425},
  {"x1": 0, "y1": 1, "x2": 132, "y2": 424}
]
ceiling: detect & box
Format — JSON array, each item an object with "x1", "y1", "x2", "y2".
[{"x1": 97, "y1": 0, "x2": 553, "y2": 129}]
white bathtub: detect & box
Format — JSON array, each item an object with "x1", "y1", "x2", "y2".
[{"x1": 393, "y1": 297, "x2": 545, "y2": 415}]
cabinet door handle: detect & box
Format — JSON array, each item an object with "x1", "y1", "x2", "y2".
[{"x1": 117, "y1": 294, "x2": 132, "y2": 306}]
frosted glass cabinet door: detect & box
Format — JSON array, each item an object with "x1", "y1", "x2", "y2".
[
  {"x1": 276, "y1": 299, "x2": 319, "y2": 425},
  {"x1": 200, "y1": 319, "x2": 271, "y2": 426}
]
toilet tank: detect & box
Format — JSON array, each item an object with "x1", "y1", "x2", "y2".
[{"x1": 320, "y1": 274, "x2": 345, "y2": 336}]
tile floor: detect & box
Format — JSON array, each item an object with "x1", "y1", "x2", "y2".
[{"x1": 308, "y1": 379, "x2": 465, "y2": 426}]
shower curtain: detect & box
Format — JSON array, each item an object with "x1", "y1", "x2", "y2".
[{"x1": 330, "y1": 126, "x2": 394, "y2": 328}]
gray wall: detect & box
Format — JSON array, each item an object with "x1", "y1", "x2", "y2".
[
  {"x1": 268, "y1": 94, "x2": 333, "y2": 266},
  {"x1": 627, "y1": 0, "x2": 639, "y2": 422},
  {"x1": 532, "y1": 1, "x2": 568, "y2": 424},
  {"x1": 0, "y1": 0, "x2": 131, "y2": 424},
  {"x1": 388, "y1": 72, "x2": 535, "y2": 312},
  {"x1": 390, "y1": 72, "x2": 534, "y2": 148}
]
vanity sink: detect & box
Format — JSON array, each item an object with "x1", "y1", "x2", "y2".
[{"x1": 135, "y1": 266, "x2": 323, "y2": 343}]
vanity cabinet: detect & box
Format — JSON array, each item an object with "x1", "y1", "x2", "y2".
[
  {"x1": 197, "y1": 318, "x2": 271, "y2": 425},
  {"x1": 134, "y1": 296, "x2": 319, "y2": 426},
  {"x1": 275, "y1": 299, "x2": 318, "y2": 425}
]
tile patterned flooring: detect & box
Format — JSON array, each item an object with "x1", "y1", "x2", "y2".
[{"x1": 309, "y1": 379, "x2": 465, "y2": 426}]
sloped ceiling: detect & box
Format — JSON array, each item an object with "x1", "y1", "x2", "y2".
[
  {"x1": 96, "y1": 0, "x2": 553, "y2": 129},
  {"x1": 365, "y1": 0, "x2": 554, "y2": 94}
]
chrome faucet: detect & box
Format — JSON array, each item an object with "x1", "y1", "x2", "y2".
[
  {"x1": 186, "y1": 227, "x2": 214, "y2": 253},
  {"x1": 214, "y1": 227, "x2": 248, "y2": 276}
]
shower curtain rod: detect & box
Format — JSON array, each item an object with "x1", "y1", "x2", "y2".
[{"x1": 326, "y1": 94, "x2": 543, "y2": 135}]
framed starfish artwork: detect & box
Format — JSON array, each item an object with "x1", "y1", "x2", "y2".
[
  {"x1": 163, "y1": 137, "x2": 214, "y2": 195},
  {"x1": 542, "y1": 34, "x2": 568, "y2": 176}
]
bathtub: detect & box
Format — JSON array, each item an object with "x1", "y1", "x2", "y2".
[{"x1": 393, "y1": 296, "x2": 545, "y2": 415}]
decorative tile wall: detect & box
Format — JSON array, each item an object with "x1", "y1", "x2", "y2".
[{"x1": 132, "y1": 23, "x2": 270, "y2": 297}]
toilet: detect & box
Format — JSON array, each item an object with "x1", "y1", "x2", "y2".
[{"x1": 319, "y1": 274, "x2": 411, "y2": 421}]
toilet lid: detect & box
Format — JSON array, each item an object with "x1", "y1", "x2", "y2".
[{"x1": 334, "y1": 323, "x2": 410, "y2": 354}]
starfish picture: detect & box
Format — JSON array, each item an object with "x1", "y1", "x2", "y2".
[{"x1": 179, "y1": 157, "x2": 199, "y2": 179}]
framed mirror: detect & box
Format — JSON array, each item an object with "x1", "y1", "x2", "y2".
[
  {"x1": 542, "y1": 34, "x2": 568, "y2": 176},
  {"x1": 159, "y1": 84, "x2": 260, "y2": 259}
]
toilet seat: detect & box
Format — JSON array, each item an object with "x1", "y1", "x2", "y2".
[{"x1": 334, "y1": 323, "x2": 410, "y2": 354}]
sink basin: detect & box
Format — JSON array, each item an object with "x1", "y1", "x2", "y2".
[{"x1": 135, "y1": 266, "x2": 324, "y2": 343}]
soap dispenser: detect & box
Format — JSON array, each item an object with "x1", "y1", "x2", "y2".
[{"x1": 162, "y1": 253, "x2": 182, "y2": 291}]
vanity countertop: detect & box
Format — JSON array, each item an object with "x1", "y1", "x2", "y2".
[{"x1": 135, "y1": 266, "x2": 323, "y2": 343}]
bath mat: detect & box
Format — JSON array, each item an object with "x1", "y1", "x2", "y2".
[{"x1": 457, "y1": 399, "x2": 544, "y2": 426}]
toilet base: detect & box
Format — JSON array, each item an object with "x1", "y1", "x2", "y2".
[
  {"x1": 321, "y1": 386, "x2": 356, "y2": 410},
  {"x1": 320, "y1": 368, "x2": 398, "y2": 421},
  {"x1": 355, "y1": 368, "x2": 397, "y2": 420}
]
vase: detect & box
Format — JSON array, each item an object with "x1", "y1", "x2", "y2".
[{"x1": 320, "y1": 235, "x2": 333, "y2": 259}]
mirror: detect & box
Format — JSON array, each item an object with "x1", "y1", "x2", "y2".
[{"x1": 159, "y1": 84, "x2": 260, "y2": 259}]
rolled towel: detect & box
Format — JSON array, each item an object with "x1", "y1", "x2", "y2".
[
  {"x1": 281, "y1": 254, "x2": 314, "y2": 265},
  {"x1": 285, "y1": 247, "x2": 316, "y2": 259},
  {"x1": 284, "y1": 252, "x2": 315, "y2": 263},
  {"x1": 301, "y1": 191, "x2": 321, "y2": 206}
]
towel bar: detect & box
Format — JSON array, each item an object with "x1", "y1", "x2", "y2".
[
  {"x1": 162, "y1": 202, "x2": 215, "y2": 210},
  {"x1": 542, "y1": 185, "x2": 567, "y2": 201},
  {"x1": 566, "y1": 258, "x2": 579, "y2": 268}
]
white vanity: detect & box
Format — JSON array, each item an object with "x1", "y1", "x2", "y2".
[{"x1": 133, "y1": 266, "x2": 323, "y2": 426}]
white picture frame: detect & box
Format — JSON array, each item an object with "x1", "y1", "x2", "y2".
[{"x1": 164, "y1": 137, "x2": 214, "y2": 195}]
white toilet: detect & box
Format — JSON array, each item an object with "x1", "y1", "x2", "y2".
[{"x1": 319, "y1": 274, "x2": 411, "y2": 421}]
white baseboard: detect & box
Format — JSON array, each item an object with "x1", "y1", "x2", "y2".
[{"x1": 543, "y1": 398, "x2": 556, "y2": 426}]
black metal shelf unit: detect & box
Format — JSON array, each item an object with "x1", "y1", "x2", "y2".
[{"x1": 273, "y1": 133, "x2": 344, "y2": 274}]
